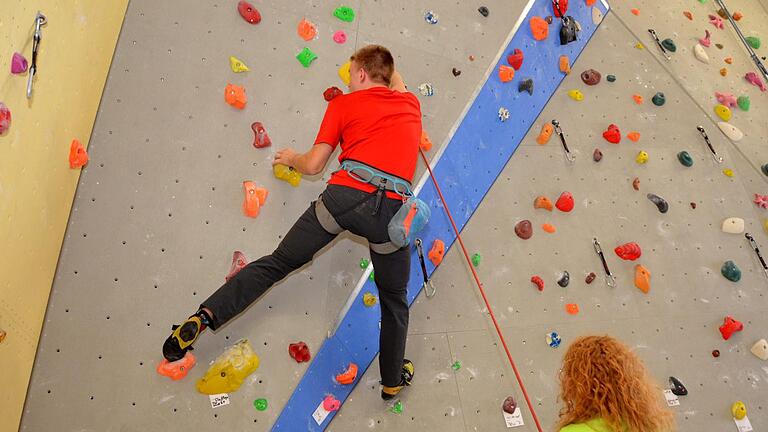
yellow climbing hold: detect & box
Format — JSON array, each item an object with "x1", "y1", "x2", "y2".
[
  {"x1": 196, "y1": 339, "x2": 260, "y2": 395},
  {"x1": 339, "y1": 61, "x2": 351, "y2": 86},
  {"x1": 635, "y1": 42, "x2": 645, "y2": 49},
  {"x1": 635, "y1": 150, "x2": 649, "y2": 164},
  {"x1": 567, "y1": 89, "x2": 584, "y2": 101},
  {"x1": 714, "y1": 104, "x2": 732, "y2": 121},
  {"x1": 273, "y1": 163, "x2": 302, "y2": 187},
  {"x1": 723, "y1": 168, "x2": 734, "y2": 177},
  {"x1": 763, "y1": 218, "x2": 768, "y2": 233},
  {"x1": 229, "y1": 56, "x2": 250, "y2": 73},
  {"x1": 363, "y1": 292, "x2": 377, "y2": 307}
]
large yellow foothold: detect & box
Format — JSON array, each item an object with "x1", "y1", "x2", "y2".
[
  {"x1": 731, "y1": 401, "x2": 747, "y2": 420},
  {"x1": 714, "y1": 104, "x2": 732, "y2": 121},
  {"x1": 363, "y1": 292, "x2": 377, "y2": 307},
  {"x1": 635, "y1": 150, "x2": 649, "y2": 164},
  {"x1": 567, "y1": 89, "x2": 584, "y2": 101},
  {"x1": 229, "y1": 56, "x2": 250, "y2": 73},
  {"x1": 273, "y1": 163, "x2": 302, "y2": 187},
  {"x1": 339, "y1": 61, "x2": 351, "y2": 86},
  {"x1": 196, "y1": 339, "x2": 260, "y2": 395}
]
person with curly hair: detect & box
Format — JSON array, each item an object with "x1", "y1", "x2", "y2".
[{"x1": 556, "y1": 335, "x2": 676, "y2": 432}]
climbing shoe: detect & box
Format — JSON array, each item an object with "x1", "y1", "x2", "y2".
[
  {"x1": 381, "y1": 359, "x2": 414, "y2": 401},
  {"x1": 162, "y1": 310, "x2": 211, "y2": 362}
]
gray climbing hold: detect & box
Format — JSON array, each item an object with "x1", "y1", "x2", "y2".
[
  {"x1": 647, "y1": 193, "x2": 669, "y2": 213},
  {"x1": 557, "y1": 271, "x2": 570, "y2": 287},
  {"x1": 606, "y1": 74, "x2": 616, "y2": 82},
  {"x1": 518, "y1": 78, "x2": 534, "y2": 95}
]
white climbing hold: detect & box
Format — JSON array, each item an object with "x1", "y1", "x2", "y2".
[
  {"x1": 751, "y1": 339, "x2": 768, "y2": 361},
  {"x1": 418, "y1": 83, "x2": 434, "y2": 96},
  {"x1": 721, "y1": 217, "x2": 745, "y2": 234},
  {"x1": 693, "y1": 43, "x2": 709, "y2": 63},
  {"x1": 498, "y1": 107, "x2": 510, "y2": 122},
  {"x1": 718, "y1": 121, "x2": 743, "y2": 141},
  {"x1": 592, "y1": 7, "x2": 603, "y2": 25}
]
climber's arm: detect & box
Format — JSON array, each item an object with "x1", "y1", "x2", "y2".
[{"x1": 273, "y1": 143, "x2": 334, "y2": 176}]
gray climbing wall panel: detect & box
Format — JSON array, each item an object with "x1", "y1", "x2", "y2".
[{"x1": 20, "y1": 1, "x2": 768, "y2": 432}]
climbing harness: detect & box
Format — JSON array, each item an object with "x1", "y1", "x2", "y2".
[
  {"x1": 551, "y1": 120, "x2": 575, "y2": 163},
  {"x1": 696, "y1": 126, "x2": 724, "y2": 163},
  {"x1": 414, "y1": 239, "x2": 436, "y2": 298},
  {"x1": 593, "y1": 237, "x2": 617, "y2": 288},
  {"x1": 745, "y1": 233, "x2": 768, "y2": 279},
  {"x1": 647, "y1": 29, "x2": 671, "y2": 61},
  {"x1": 27, "y1": 11, "x2": 47, "y2": 99}
]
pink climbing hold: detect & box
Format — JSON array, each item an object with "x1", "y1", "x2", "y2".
[
  {"x1": 745, "y1": 72, "x2": 767, "y2": 92},
  {"x1": 715, "y1": 91, "x2": 738, "y2": 107},
  {"x1": 251, "y1": 122, "x2": 272, "y2": 148},
  {"x1": 0, "y1": 102, "x2": 10, "y2": 135},
  {"x1": 507, "y1": 48, "x2": 524, "y2": 70},
  {"x1": 11, "y1": 52, "x2": 28, "y2": 74},
  {"x1": 332, "y1": 30, "x2": 347, "y2": 44},
  {"x1": 708, "y1": 14, "x2": 724, "y2": 29},
  {"x1": 555, "y1": 191, "x2": 574, "y2": 212},
  {"x1": 754, "y1": 194, "x2": 768, "y2": 209},
  {"x1": 699, "y1": 29, "x2": 711, "y2": 47},
  {"x1": 237, "y1": 0, "x2": 262, "y2": 24},
  {"x1": 225, "y1": 251, "x2": 248, "y2": 281},
  {"x1": 602, "y1": 124, "x2": 621, "y2": 144},
  {"x1": 323, "y1": 395, "x2": 341, "y2": 412}
]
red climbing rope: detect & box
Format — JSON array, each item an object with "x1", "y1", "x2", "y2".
[{"x1": 419, "y1": 149, "x2": 545, "y2": 432}]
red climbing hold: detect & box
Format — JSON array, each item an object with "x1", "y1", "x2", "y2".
[
  {"x1": 237, "y1": 0, "x2": 262, "y2": 24},
  {"x1": 69, "y1": 139, "x2": 89, "y2": 169},
  {"x1": 226, "y1": 251, "x2": 248, "y2": 281},
  {"x1": 614, "y1": 242, "x2": 641, "y2": 260},
  {"x1": 288, "y1": 341, "x2": 311, "y2": 363},
  {"x1": 719, "y1": 316, "x2": 743, "y2": 340},
  {"x1": 515, "y1": 220, "x2": 533, "y2": 239},
  {"x1": 507, "y1": 49, "x2": 524, "y2": 70},
  {"x1": 585, "y1": 272, "x2": 596, "y2": 284},
  {"x1": 0, "y1": 102, "x2": 10, "y2": 135},
  {"x1": 555, "y1": 191, "x2": 574, "y2": 212},
  {"x1": 251, "y1": 122, "x2": 272, "y2": 148},
  {"x1": 552, "y1": 0, "x2": 569, "y2": 18},
  {"x1": 323, "y1": 86, "x2": 343, "y2": 102},
  {"x1": 602, "y1": 124, "x2": 621, "y2": 144},
  {"x1": 531, "y1": 275, "x2": 544, "y2": 291}
]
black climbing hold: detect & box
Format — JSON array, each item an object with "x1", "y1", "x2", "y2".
[
  {"x1": 652, "y1": 92, "x2": 666, "y2": 106},
  {"x1": 761, "y1": 163, "x2": 768, "y2": 176},
  {"x1": 661, "y1": 38, "x2": 677, "y2": 52},
  {"x1": 518, "y1": 78, "x2": 534, "y2": 95},
  {"x1": 606, "y1": 74, "x2": 616, "y2": 82},
  {"x1": 647, "y1": 193, "x2": 669, "y2": 213},
  {"x1": 669, "y1": 376, "x2": 688, "y2": 396},
  {"x1": 557, "y1": 271, "x2": 570, "y2": 287},
  {"x1": 452, "y1": 68, "x2": 461, "y2": 77},
  {"x1": 478, "y1": 6, "x2": 489, "y2": 17}
]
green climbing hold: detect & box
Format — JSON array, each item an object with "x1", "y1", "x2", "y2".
[
  {"x1": 471, "y1": 253, "x2": 481, "y2": 267},
  {"x1": 254, "y1": 398, "x2": 268, "y2": 411},
  {"x1": 762, "y1": 164, "x2": 768, "y2": 176},
  {"x1": 606, "y1": 74, "x2": 616, "y2": 82},
  {"x1": 745, "y1": 36, "x2": 761, "y2": 49},
  {"x1": 677, "y1": 151, "x2": 694, "y2": 167},
  {"x1": 652, "y1": 92, "x2": 666, "y2": 106},
  {"x1": 721, "y1": 260, "x2": 741, "y2": 282},
  {"x1": 389, "y1": 400, "x2": 403, "y2": 414},
  {"x1": 369, "y1": 271, "x2": 375, "y2": 281},
  {"x1": 737, "y1": 95, "x2": 750, "y2": 112},
  {"x1": 296, "y1": 47, "x2": 317, "y2": 68},
  {"x1": 333, "y1": 6, "x2": 356, "y2": 22},
  {"x1": 360, "y1": 258, "x2": 370, "y2": 269},
  {"x1": 661, "y1": 38, "x2": 677, "y2": 52},
  {"x1": 451, "y1": 360, "x2": 462, "y2": 371}
]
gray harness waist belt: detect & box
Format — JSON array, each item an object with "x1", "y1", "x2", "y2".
[
  {"x1": 334, "y1": 159, "x2": 414, "y2": 198},
  {"x1": 315, "y1": 198, "x2": 401, "y2": 255}
]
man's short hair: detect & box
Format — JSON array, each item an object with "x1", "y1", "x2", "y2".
[{"x1": 350, "y1": 45, "x2": 394, "y2": 86}]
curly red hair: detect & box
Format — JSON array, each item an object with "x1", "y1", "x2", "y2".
[{"x1": 556, "y1": 335, "x2": 675, "y2": 432}]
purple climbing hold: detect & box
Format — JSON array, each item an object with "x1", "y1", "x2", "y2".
[{"x1": 11, "y1": 52, "x2": 28, "y2": 74}]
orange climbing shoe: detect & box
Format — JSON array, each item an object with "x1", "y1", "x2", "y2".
[
  {"x1": 243, "y1": 181, "x2": 268, "y2": 218},
  {"x1": 381, "y1": 359, "x2": 414, "y2": 401}
]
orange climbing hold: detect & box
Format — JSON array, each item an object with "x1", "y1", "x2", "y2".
[
  {"x1": 243, "y1": 181, "x2": 268, "y2": 218},
  {"x1": 632, "y1": 94, "x2": 644, "y2": 105},
  {"x1": 297, "y1": 18, "x2": 317, "y2": 41},
  {"x1": 225, "y1": 83, "x2": 247, "y2": 109},
  {"x1": 732, "y1": 11, "x2": 743, "y2": 20},
  {"x1": 724, "y1": 57, "x2": 733, "y2": 64},
  {"x1": 536, "y1": 123, "x2": 554, "y2": 145},
  {"x1": 420, "y1": 130, "x2": 433, "y2": 152},
  {"x1": 631, "y1": 8, "x2": 640, "y2": 15},
  {"x1": 157, "y1": 352, "x2": 196, "y2": 381},
  {"x1": 542, "y1": 223, "x2": 556, "y2": 233},
  {"x1": 585, "y1": 0, "x2": 596, "y2": 5},
  {"x1": 627, "y1": 131, "x2": 640, "y2": 142},
  {"x1": 534, "y1": 196, "x2": 554, "y2": 211},
  {"x1": 335, "y1": 362, "x2": 358, "y2": 385},
  {"x1": 530, "y1": 16, "x2": 549, "y2": 41},
  {"x1": 498, "y1": 65, "x2": 515, "y2": 83},
  {"x1": 559, "y1": 55, "x2": 571, "y2": 74},
  {"x1": 566, "y1": 303, "x2": 579, "y2": 315},
  {"x1": 683, "y1": 11, "x2": 693, "y2": 20},
  {"x1": 69, "y1": 139, "x2": 89, "y2": 169},
  {"x1": 720, "y1": 68, "x2": 728, "y2": 76},
  {"x1": 634, "y1": 264, "x2": 651, "y2": 293},
  {"x1": 428, "y1": 239, "x2": 445, "y2": 266}
]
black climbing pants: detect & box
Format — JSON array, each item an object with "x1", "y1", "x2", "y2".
[{"x1": 201, "y1": 184, "x2": 411, "y2": 387}]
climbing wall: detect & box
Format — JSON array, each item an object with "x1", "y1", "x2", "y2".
[{"x1": 20, "y1": 1, "x2": 767, "y2": 432}]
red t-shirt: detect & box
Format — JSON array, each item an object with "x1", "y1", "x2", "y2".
[{"x1": 314, "y1": 86, "x2": 422, "y2": 200}]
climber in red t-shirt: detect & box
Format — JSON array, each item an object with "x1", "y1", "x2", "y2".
[{"x1": 163, "y1": 45, "x2": 421, "y2": 401}]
